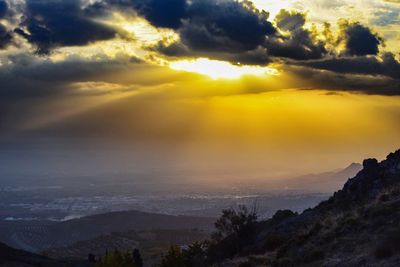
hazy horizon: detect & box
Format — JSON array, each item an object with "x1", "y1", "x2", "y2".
[{"x1": 0, "y1": 0, "x2": 399, "y2": 220}]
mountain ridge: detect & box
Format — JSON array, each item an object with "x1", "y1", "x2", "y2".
[
  {"x1": 222, "y1": 149, "x2": 400, "y2": 266},
  {"x1": 1, "y1": 149, "x2": 400, "y2": 266}
]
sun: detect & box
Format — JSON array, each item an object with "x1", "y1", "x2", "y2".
[
  {"x1": 169, "y1": 58, "x2": 278, "y2": 80},
  {"x1": 251, "y1": 0, "x2": 292, "y2": 18}
]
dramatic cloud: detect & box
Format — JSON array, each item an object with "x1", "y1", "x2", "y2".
[
  {"x1": 339, "y1": 21, "x2": 382, "y2": 56},
  {"x1": 0, "y1": 54, "x2": 141, "y2": 101},
  {"x1": 17, "y1": 0, "x2": 118, "y2": 54},
  {"x1": 134, "y1": 0, "x2": 187, "y2": 29},
  {"x1": 0, "y1": 0, "x2": 397, "y2": 101},
  {"x1": 0, "y1": 23, "x2": 11, "y2": 49},
  {"x1": 150, "y1": 0, "x2": 276, "y2": 64},
  {"x1": 264, "y1": 10, "x2": 327, "y2": 60},
  {"x1": 285, "y1": 65, "x2": 400, "y2": 96},
  {"x1": 301, "y1": 53, "x2": 400, "y2": 80},
  {"x1": 0, "y1": 0, "x2": 7, "y2": 18},
  {"x1": 98, "y1": 0, "x2": 188, "y2": 29},
  {"x1": 182, "y1": 0, "x2": 275, "y2": 52},
  {"x1": 0, "y1": 0, "x2": 12, "y2": 49},
  {"x1": 154, "y1": 4, "x2": 330, "y2": 64}
]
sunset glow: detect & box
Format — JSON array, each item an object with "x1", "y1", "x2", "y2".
[
  {"x1": 0, "y1": 1, "x2": 400, "y2": 263},
  {"x1": 0, "y1": 0, "x2": 399, "y2": 178},
  {"x1": 169, "y1": 58, "x2": 279, "y2": 79}
]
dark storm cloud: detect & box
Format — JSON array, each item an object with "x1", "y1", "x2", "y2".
[
  {"x1": 150, "y1": 0, "x2": 277, "y2": 64},
  {"x1": 17, "y1": 0, "x2": 117, "y2": 54},
  {"x1": 340, "y1": 22, "x2": 382, "y2": 56},
  {"x1": 287, "y1": 52, "x2": 400, "y2": 95},
  {"x1": 103, "y1": 0, "x2": 188, "y2": 29},
  {"x1": 264, "y1": 10, "x2": 327, "y2": 60},
  {"x1": 285, "y1": 64, "x2": 400, "y2": 96},
  {"x1": 153, "y1": 7, "x2": 327, "y2": 64},
  {"x1": 0, "y1": 23, "x2": 11, "y2": 49},
  {"x1": 0, "y1": 0, "x2": 397, "y2": 98},
  {"x1": 135, "y1": 0, "x2": 187, "y2": 29},
  {"x1": 7, "y1": 0, "x2": 384, "y2": 67},
  {"x1": 0, "y1": 0, "x2": 7, "y2": 18},
  {"x1": 180, "y1": 0, "x2": 275, "y2": 52},
  {"x1": 0, "y1": 54, "x2": 141, "y2": 100},
  {"x1": 0, "y1": 1, "x2": 12, "y2": 49},
  {"x1": 301, "y1": 53, "x2": 400, "y2": 79}
]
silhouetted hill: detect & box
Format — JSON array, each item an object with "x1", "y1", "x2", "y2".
[
  {"x1": 44, "y1": 228, "x2": 209, "y2": 266},
  {"x1": 0, "y1": 210, "x2": 214, "y2": 253},
  {"x1": 2, "y1": 150, "x2": 399, "y2": 267},
  {"x1": 220, "y1": 149, "x2": 400, "y2": 266},
  {"x1": 0, "y1": 242, "x2": 91, "y2": 267}
]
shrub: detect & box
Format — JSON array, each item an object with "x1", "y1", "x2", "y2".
[
  {"x1": 302, "y1": 248, "x2": 324, "y2": 263},
  {"x1": 271, "y1": 210, "x2": 297, "y2": 222},
  {"x1": 212, "y1": 205, "x2": 258, "y2": 243},
  {"x1": 379, "y1": 194, "x2": 390, "y2": 202},
  {"x1": 366, "y1": 204, "x2": 392, "y2": 218},
  {"x1": 264, "y1": 234, "x2": 287, "y2": 251},
  {"x1": 182, "y1": 242, "x2": 207, "y2": 267},
  {"x1": 375, "y1": 244, "x2": 393, "y2": 259},
  {"x1": 247, "y1": 255, "x2": 270, "y2": 265},
  {"x1": 208, "y1": 205, "x2": 258, "y2": 260},
  {"x1": 132, "y1": 248, "x2": 143, "y2": 267},
  {"x1": 238, "y1": 261, "x2": 255, "y2": 267},
  {"x1": 160, "y1": 246, "x2": 186, "y2": 267},
  {"x1": 96, "y1": 250, "x2": 138, "y2": 267},
  {"x1": 375, "y1": 228, "x2": 400, "y2": 260},
  {"x1": 273, "y1": 257, "x2": 294, "y2": 267}
]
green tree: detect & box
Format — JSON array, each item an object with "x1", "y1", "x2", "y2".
[
  {"x1": 160, "y1": 246, "x2": 186, "y2": 267},
  {"x1": 212, "y1": 205, "x2": 258, "y2": 242},
  {"x1": 208, "y1": 205, "x2": 258, "y2": 261},
  {"x1": 182, "y1": 242, "x2": 208, "y2": 267},
  {"x1": 132, "y1": 248, "x2": 143, "y2": 267},
  {"x1": 96, "y1": 250, "x2": 137, "y2": 267}
]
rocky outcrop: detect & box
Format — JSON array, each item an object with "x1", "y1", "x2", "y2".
[
  {"x1": 334, "y1": 149, "x2": 400, "y2": 204},
  {"x1": 228, "y1": 149, "x2": 400, "y2": 267}
]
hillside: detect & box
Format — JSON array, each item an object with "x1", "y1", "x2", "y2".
[
  {"x1": 0, "y1": 242, "x2": 92, "y2": 267},
  {"x1": 0, "y1": 210, "x2": 214, "y2": 253},
  {"x1": 43, "y1": 228, "x2": 209, "y2": 266},
  {"x1": 2, "y1": 149, "x2": 399, "y2": 267},
  {"x1": 219, "y1": 149, "x2": 400, "y2": 266}
]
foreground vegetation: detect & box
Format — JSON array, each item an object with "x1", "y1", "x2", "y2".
[{"x1": 93, "y1": 150, "x2": 400, "y2": 267}]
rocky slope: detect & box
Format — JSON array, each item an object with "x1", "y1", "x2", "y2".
[
  {"x1": 2, "y1": 149, "x2": 399, "y2": 267},
  {"x1": 225, "y1": 149, "x2": 400, "y2": 267}
]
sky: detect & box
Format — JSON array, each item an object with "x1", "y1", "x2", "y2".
[{"x1": 0, "y1": 0, "x2": 399, "y2": 179}]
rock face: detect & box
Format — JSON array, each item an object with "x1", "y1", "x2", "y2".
[
  {"x1": 337, "y1": 149, "x2": 400, "y2": 203},
  {"x1": 226, "y1": 149, "x2": 400, "y2": 267}
]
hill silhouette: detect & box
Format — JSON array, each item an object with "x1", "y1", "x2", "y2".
[
  {"x1": 0, "y1": 242, "x2": 92, "y2": 267},
  {"x1": 0, "y1": 210, "x2": 214, "y2": 253},
  {"x1": 217, "y1": 149, "x2": 400, "y2": 266},
  {"x1": 1, "y1": 149, "x2": 400, "y2": 266}
]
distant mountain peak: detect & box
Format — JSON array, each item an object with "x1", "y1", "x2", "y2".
[
  {"x1": 337, "y1": 162, "x2": 362, "y2": 175},
  {"x1": 329, "y1": 149, "x2": 400, "y2": 206},
  {"x1": 345, "y1": 162, "x2": 363, "y2": 170},
  {"x1": 225, "y1": 149, "x2": 400, "y2": 266}
]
